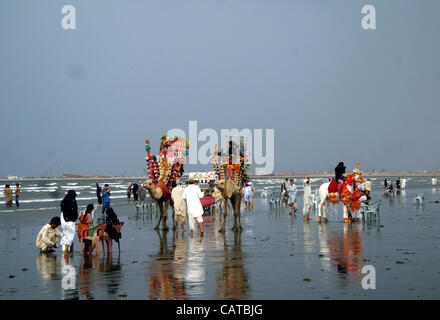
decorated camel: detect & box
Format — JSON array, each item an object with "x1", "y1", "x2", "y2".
[
  {"x1": 214, "y1": 179, "x2": 243, "y2": 232},
  {"x1": 143, "y1": 136, "x2": 189, "y2": 230},
  {"x1": 317, "y1": 162, "x2": 364, "y2": 223},
  {"x1": 211, "y1": 143, "x2": 251, "y2": 232}
]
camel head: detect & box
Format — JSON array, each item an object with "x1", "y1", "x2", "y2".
[
  {"x1": 352, "y1": 170, "x2": 363, "y2": 183},
  {"x1": 143, "y1": 179, "x2": 163, "y2": 200},
  {"x1": 214, "y1": 179, "x2": 238, "y2": 199},
  {"x1": 143, "y1": 179, "x2": 155, "y2": 191}
]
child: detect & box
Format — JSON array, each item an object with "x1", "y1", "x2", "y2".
[
  {"x1": 36, "y1": 217, "x2": 64, "y2": 253},
  {"x1": 78, "y1": 204, "x2": 94, "y2": 253}
]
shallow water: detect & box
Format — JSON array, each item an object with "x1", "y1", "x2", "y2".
[{"x1": 0, "y1": 177, "x2": 439, "y2": 299}]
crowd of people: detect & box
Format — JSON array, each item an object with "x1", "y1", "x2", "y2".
[
  {"x1": 280, "y1": 177, "x2": 317, "y2": 221},
  {"x1": 36, "y1": 186, "x2": 122, "y2": 257},
  {"x1": 280, "y1": 162, "x2": 378, "y2": 222},
  {"x1": 12, "y1": 168, "x2": 418, "y2": 256},
  {"x1": 383, "y1": 177, "x2": 406, "y2": 197}
]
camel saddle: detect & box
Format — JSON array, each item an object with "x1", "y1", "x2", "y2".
[
  {"x1": 328, "y1": 179, "x2": 339, "y2": 194},
  {"x1": 155, "y1": 180, "x2": 170, "y2": 201}
]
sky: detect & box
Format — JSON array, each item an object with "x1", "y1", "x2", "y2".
[{"x1": 1, "y1": 0, "x2": 440, "y2": 177}]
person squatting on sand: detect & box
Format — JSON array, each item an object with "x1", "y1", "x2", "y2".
[
  {"x1": 36, "y1": 217, "x2": 64, "y2": 253},
  {"x1": 60, "y1": 190, "x2": 78, "y2": 256},
  {"x1": 78, "y1": 204, "x2": 94, "y2": 253},
  {"x1": 171, "y1": 181, "x2": 187, "y2": 234},
  {"x1": 183, "y1": 176, "x2": 204, "y2": 237},
  {"x1": 303, "y1": 177, "x2": 313, "y2": 221},
  {"x1": 287, "y1": 179, "x2": 298, "y2": 215}
]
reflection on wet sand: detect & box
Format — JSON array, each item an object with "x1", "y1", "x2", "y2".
[
  {"x1": 327, "y1": 224, "x2": 363, "y2": 285},
  {"x1": 61, "y1": 255, "x2": 79, "y2": 300},
  {"x1": 36, "y1": 253, "x2": 59, "y2": 279},
  {"x1": 77, "y1": 254, "x2": 121, "y2": 300},
  {"x1": 216, "y1": 231, "x2": 248, "y2": 299},
  {"x1": 303, "y1": 221, "x2": 314, "y2": 271},
  {"x1": 148, "y1": 230, "x2": 187, "y2": 300},
  {"x1": 318, "y1": 222, "x2": 331, "y2": 271},
  {"x1": 185, "y1": 233, "x2": 206, "y2": 297}
]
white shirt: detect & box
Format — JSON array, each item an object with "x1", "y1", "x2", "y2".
[
  {"x1": 182, "y1": 184, "x2": 204, "y2": 218},
  {"x1": 303, "y1": 181, "x2": 313, "y2": 205},
  {"x1": 287, "y1": 184, "x2": 297, "y2": 197},
  {"x1": 244, "y1": 185, "x2": 253, "y2": 197},
  {"x1": 171, "y1": 185, "x2": 186, "y2": 217}
]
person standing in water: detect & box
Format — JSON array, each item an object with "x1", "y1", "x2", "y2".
[
  {"x1": 60, "y1": 190, "x2": 78, "y2": 256},
  {"x1": 127, "y1": 183, "x2": 133, "y2": 200},
  {"x1": 132, "y1": 183, "x2": 139, "y2": 201},
  {"x1": 171, "y1": 181, "x2": 187, "y2": 234},
  {"x1": 303, "y1": 177, "x2": 313, "y2": 221},
  {"x1": 364, "y1": 179, "x2": 372, "y2": 194},
  {"x1": 280, "y1": 178, "x2": 289, "y2": 198},
  {"x1": 183, "y1": 177, "x2": 205, "y2": 237},
  {"x1": 243, "y1": 181, "x2": 253, "y2": 210},
  {"x1": 287, "y1": 179, "x2": 298, "y2": 215},
  {"x1": 101, "y1": 184, "x2": 111, "y2": 214},
  {"x1": 4, "y1": 184, "x2": 13, "y2": 207},
  {"x1": 15, "y1": 183, "x2": 20, "y2": 207},
  {"x1": 96, "y1": 183, "x2": 102, "y2": 205},
  {"x1": 401, "y1": 177, "x2": 406, "y2": 189}
]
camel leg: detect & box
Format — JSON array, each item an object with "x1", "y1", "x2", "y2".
[
  {"x1": 237, "y1": 208, "x2": 243, "y2": 231},
  {"x1": 231, "y1": 199, "x2": 238, "y2": 231},
  {"x1": 170, "y1": 200, "x2": 176, "y2": 230},
  {"x1": 232, "y1": 197, "x2": 242, "y2": 231},
  {"x1": 238, "y1": 195, "x2": 243, "y2": 230},
  {"x1": 219, "y1": 198, "x2": 228, "y2": 233},
  {"x1": 162, "y1": 201, "x2": 169, "y2": 231},
  {"x1": 154, "y1": 201, "x2": 163, "y2": 230}
]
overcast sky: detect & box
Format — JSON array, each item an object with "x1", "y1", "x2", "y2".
[{"x1": 1, "y1": 0, "x2": 439, "y2": 177}]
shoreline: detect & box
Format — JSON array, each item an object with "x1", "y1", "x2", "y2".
[{"x1": 0, "y1": 172, "x2": 438, "y2": 182}]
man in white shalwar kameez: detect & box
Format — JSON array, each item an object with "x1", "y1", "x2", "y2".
[
  {"x1": 303, "y1": 177, "x2": 314, "y2": 221},
  {"x1": 171, "y1": 182, "x2": 187, "y2": 233},
  {"x1": 287, "y1": 179, "x2": 298, "y2": 215},
  {"x1": 183, "y1": 177, "x2": 205, "y2": 237}
]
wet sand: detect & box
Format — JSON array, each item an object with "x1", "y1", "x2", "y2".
[{"x1": 1, "y1": 187, "x2": 440, "y2": 300}]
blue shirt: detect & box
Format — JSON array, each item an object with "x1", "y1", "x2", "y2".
[{"x1": 102, "y1": 189, "x2": 111, "y2": 204}]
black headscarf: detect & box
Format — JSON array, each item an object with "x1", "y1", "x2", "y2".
[
  {"x1": 105, "y1": 207, "x2": 121, "y2": 240},
  {"x1": 335, "y1": 162, "x2": 346, "y2": 181},
  {"x1": 60, "y1": 190, "x2": 78, "y2": 222},
  {"x1": 105, "y1": 207, "x2": 119, "y2": 225}
]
